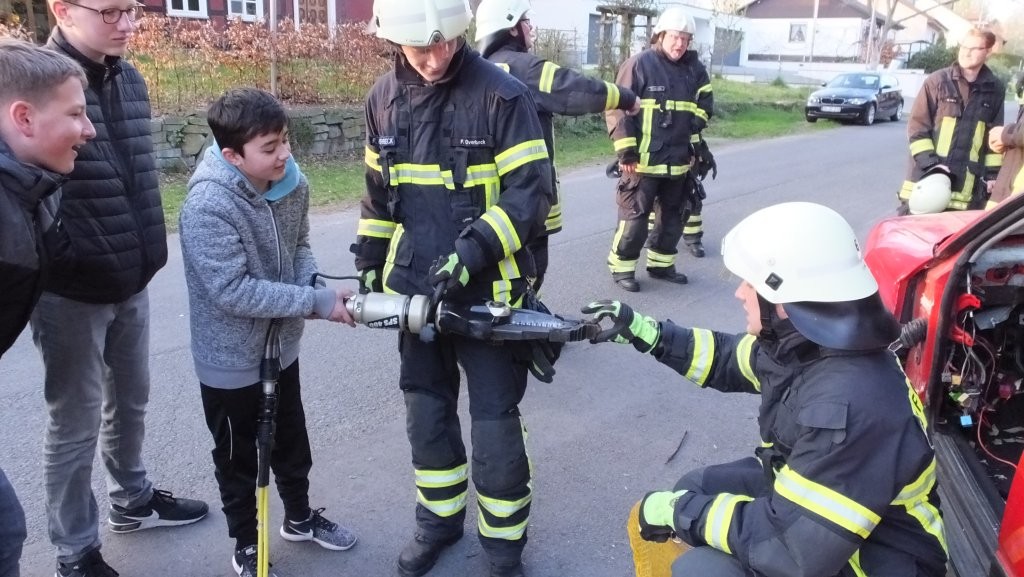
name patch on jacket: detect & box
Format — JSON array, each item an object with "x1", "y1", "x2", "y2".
[
  {"x1": 453, "y1": 137, "x2": 492, "y2": 148},
  {"x1": 647, "y1": 86, "x2": 667, "y2": 93},
  {"x1": 373, "y1": 135, "x2": 397, "y2": 148}
]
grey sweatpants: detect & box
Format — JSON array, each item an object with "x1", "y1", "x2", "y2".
[
  {"x1": 0, "y1": 468, "x2": 25, "y2": 577},
  {"x1": 30, "y1": 289, "x2": 154, "y2": 564}
]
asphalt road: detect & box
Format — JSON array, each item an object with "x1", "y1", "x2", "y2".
[{"x1": 2, "y1": 115, "x2": 912, "y2": 577}]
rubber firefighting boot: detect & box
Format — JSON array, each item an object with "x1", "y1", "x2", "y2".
[
  {"x1": 397, "y1": 530, "x2": 463, "y2": 577},
  {"x1": 647, "y1": 266, "x2": 688, "y2": 285},
  {"x1": 489, "y1": 560, "x2": 525, "y2": 577},
  {"x1": 686, "y1": 242, "x2": 705, "y2": 258},
  {"x1": 612, "y1": 272, "x2": 640, "y2": 292}
]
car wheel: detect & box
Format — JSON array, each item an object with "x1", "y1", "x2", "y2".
[
  {"x1": 806, "y1": 115, "x2": 817, "y2": 123},
  {"x1": 890, "y1": 101, "x2": 903, "y2": 122},
  {"x1": 860, "y1": 104, "x2": 876, "y2": 126}
]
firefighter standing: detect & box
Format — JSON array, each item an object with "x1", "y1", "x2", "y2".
[
  {"x1": 354, "y1": 2, "x2": 552, "y2": 577},
  {"x1": 606, "y1": 6, "x2": 712, "y2": 292},
  {"x1": 901, "y1": 26, "x2": 1004, "y2": 213},
  {"x1": 475, "y1": 0, "x2": 640, "y2": 291},
  {"x1": 583, "y1": 203, "x2": 948, "y2": 577}
]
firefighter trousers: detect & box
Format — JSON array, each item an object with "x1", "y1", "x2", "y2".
[
  {"x1": 608, "y1": 176, "x2": 688, "y2": 275},
  {"x1": 398, "y1": 330, "x2": 531, "y2": 564}
]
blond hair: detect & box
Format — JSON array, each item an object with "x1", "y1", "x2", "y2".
[
  {"x1": 0, "y1": 38, "x2": 87, "y2": 105},
  {"x1": 963, "y1": 26, "x2": 997, "y2": 50}
]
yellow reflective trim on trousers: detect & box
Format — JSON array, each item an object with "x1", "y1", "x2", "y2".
[
  {"x1": 909, "y1": 139, "x2": 935, "y2": 157},
  {"x1": 736, "y1": 334, "x2": 760, "y2": 391},
  {"x1": 986, "y1": 153, "x2": 1003, "y2": 168},
  {"x1": 604, "y1": 81, "x2": 620, "y2": 110},
  {"x1": 365, "y1": 146, "x2": 381, "y2": 171},
  {"x1": 703, "y1": 493, "x2": 754, "y2": 554},
  {"x1": 381, "y1": 225, "x2": 404, "y2": 295},
  {"x1": 848, "y1": 550, "x2": 869, "y2": 577},
  {"x1": 417, "y1": 489, "x2": 467, "y2": 517},
  {"x1": 545, "y1": 201, "x2": 563, "y2": 231},
  {"x1": 936, "y1": 117, "x2": 956, "y2": 158},
  {"x1": 478, "y1": 491, "x2": 533, "y2": 518},
  {"x1": 478, "y1": 510, "x2": 528, "y2": 540},
  {"x1": 539, "y1": 61, "x2": 559, "y2": 93},
  {"x1": 480, "y1": 206, "x2": 522, "y2": 256},
  {"x1": 646, "y1": 249, "x2": 674, "y2": 266},
  {"x1": 608, "y1": 221, "x2": 636, "y2": 273},
  {"x1": 774, "y1": 466, "x2": 880, "y2": 539},
  {"x1": 686, "y1": 328, "x2": 715, "y2": 386},
  {"x1": 495, "y1": 139, "x2": 548, "y2": 176},
  {"x1": 414, "y1": 463, "x2": 469, "y2": 488},
  {"x1": 614, "y1": 137, "x2": 637, "y2": 151},
  {"x1": 356, "y1": 218, "x2": 396, "y2": 239},
  {"x1": 892, "y1": 459, "x2": 947, "y2": 552}
]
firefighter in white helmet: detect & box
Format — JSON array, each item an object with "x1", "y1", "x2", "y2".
[
  {"x1": 475, "y1": 0, "x2": 640, "y2": 291},
  {"x1": 355, "y1": 2, "x2": 552, "y2": 577},
  {"x1": 606, "y1": 5, "x2": 713, "y2": 292},
  {"x1": 582, "y1": 203, "x2": 947, "y2": 576}
]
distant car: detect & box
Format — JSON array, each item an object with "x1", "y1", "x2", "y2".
[{"x1": 805, "y1": 72, "x2": 904, "y2": 125}]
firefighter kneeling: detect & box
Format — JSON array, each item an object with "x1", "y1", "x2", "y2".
[{"x1": 583, "y1": 202, "x2": 949, "y2": 577}]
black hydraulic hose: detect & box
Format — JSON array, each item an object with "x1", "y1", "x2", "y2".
[
  {"x1": 256, "y1": 319, "x2": 282, "y2": 488},
  {"x1": 895, "y1": 318, "x2": 928, "y2": 352}
]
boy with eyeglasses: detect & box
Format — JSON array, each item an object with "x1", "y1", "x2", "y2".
[{"x1": 34, "y1": 1, "x2": 209, "y2": 576}]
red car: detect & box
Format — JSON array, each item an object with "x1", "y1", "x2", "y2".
[{"x1": 864, "y1": 199, "x2": 1024, "y2": 577}]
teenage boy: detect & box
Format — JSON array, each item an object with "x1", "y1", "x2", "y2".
[
  {"x1": 179, "y1": 88, "x2": 358, "y2": 577},
  {"x1": 36, "y1": 1, "x2": 209, "y2": 575},
  {"x1": 0, "y1": 37, "x2": 95, "y2": 577}
]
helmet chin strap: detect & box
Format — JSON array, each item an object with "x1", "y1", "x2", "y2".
[{"x1": 758, "y1": 294, "x2": 778, "y2": 342}]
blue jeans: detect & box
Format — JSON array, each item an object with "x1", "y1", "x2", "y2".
[
  {"x1": 0, "y1": 468, "x2": 25, "y2": 577},
  {"x1": 30, "y1": 289, "x2": 154, "y2": 563}
]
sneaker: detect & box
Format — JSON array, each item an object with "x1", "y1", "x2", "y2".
[
  {"x1": 108, "y1": 489, "x2": 209, "y2": 533},
  {"x1": 232, "y1": 544, "x2": 284, "y2": 577},
  {"x1": 280, "y1": 507, "x2": 357, "y2": 551},
  {"x1": 55, "y1": 549, "x2": 119, "y2": 577}
]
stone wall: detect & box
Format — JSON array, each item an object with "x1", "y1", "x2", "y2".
[{"x1": 150, "y1": 105, "x2": 367, "y2": 172}]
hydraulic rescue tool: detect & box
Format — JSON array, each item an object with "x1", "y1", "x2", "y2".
[{"x1": 255, "y1": 319, "x2": 282, "y2": 577}]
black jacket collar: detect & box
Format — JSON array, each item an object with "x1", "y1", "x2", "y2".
[{"x1": 0, "y1": 139, "x2": 63, "y2": 211}]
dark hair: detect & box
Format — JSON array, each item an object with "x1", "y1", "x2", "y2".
[{"x1": 206, "y1": 88, "x2": 287, "y2": 156}]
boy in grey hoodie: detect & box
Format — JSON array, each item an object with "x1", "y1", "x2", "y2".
[{"x1": 179, "y1": 88, "x2": 357, "y2": 577}]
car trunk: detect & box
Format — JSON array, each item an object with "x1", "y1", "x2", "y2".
[{"x1": 866, "y1": 200, "x2": 1024, "y2": 577}]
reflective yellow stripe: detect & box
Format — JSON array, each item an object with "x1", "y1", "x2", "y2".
[
  {"x1": 480, "y1": 206, "x2": 522, "y2": 256},
  {"x1": 393, "y1": 163, "x2": 445, "y2": 185},
  {"x1": 703, "y1": 493, "x2": 753, "y2": 554},
  {"x1": 690, "y1": 134, "x2": 702, "y2": 144},
  {"x1": 604, "y1": 81, "x2": 620, "y2": 110},
  {"x1": 936, "y1": 117, "x2": 956, "y2": 158},
  {"x1": 848, "y1": 550, "x2": 869, "y2": 577},
  {"x1": 381, "y1": 225, "x2": 404, "y2": 294},
  {"x1": 985, "y1": 153, "x2": 1003, "y2": 168},
  {"x1": 356, "y1": 218, "x2": 396, "y2": 239},
  {"x1": 736, "y1": 334, "x2": 760, "y2": 392},
  {"x1": 892, "y1": 459, "x2": 947, "y2": 552},
  {"x1": 494, "y1": 62, "x2": 510, "y2": 73},
  {"x1": 614, "y1": 137, "x2": 637, "y2": 151},
  {"x1": 639, "y1": 99, "x2": 656, "y2": 155},
  {"x1": 414, "y1": 464, "x2": 468, "y2": 488},
  {"x1": 545, "y1": 201, "x2": 562, "y2": 232},
  {"x1": 697, "y1": 83, "x2": 713, "y2": 96},
  {"x1": 539, "y1": 61, "x2": 559, "y2": 93},
  {"x1": 775, "y1": 466, "x2": 881, "y2": 539},
  {"x1": 478, "y1": 510, "x2": 528, "y2": 540},
  {"x1": 686, "y1": 328, "x2": 714, "y2": 386},
  {"x1": 607, "y1": 222, "x2": 636, "y2": 273},
  {"x1": 478, "y1": 492, "x2": 532, "y2": 518},
  {"x1": 898, "y1": 180, "x2": 915, "y2": 202},
  {"x1": 909, "y1": 139, "x2": 935, "y2": 156},
  {"x1": 365, "y1": 146, "x2": 381, "y2": 171},
  {"x1": 495, "y1": 139, "x2": 548, "y2": 176},
  {"x1": 417, "y1": 489, "x2": 467, "y2": 517},
  {"x1": 694, "y1": 108, "x2": 709, "y2": 122},
  {"x1": 637, "y1": 164, "x2": 690, "y2": 176}
]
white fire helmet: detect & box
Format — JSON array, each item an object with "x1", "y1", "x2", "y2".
[
  {"x1": 908, "y1": 172, "x2": 953, "y2": 215},
  {"x1": 474, "y1": 0, "x2": 530, "y2": 41},
  {"x1": 652, "y1": 6, "x2": 696, "y2": 36},
  {"x1": 372, "y1": 0, "x2": 472, "y2": 47}
]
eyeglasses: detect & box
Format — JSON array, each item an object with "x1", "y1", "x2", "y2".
[{"x1": 61, "y1": 0, "x2": 145, "y2": 24}]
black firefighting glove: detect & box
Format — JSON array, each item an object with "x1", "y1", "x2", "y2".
[
  {"x1": 581, "y1": 300, "x2": 661, "y2": 353},
  {"x1": 359, "y1": 267, "x2": 383, "y2": 294},
  {"x1": 638, "y1": 490, "x2": 688, "y2": 543},
  {"x1": 428, "y1": 252, "x2": 470, "y2": 297}
]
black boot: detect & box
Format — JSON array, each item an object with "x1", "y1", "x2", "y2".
[
  {"x1": 397, "y1": 531, "x2": 463, "y2": 577},
  {"x1": 647, "y1": 266, "x2": 688, "y2": 284},
  {"x1": 490, "y1": 560, "x2": 525, "y2": 577},
  {"x1": 612, "y1": 272, "x2": 639, "y2": 292},
  {"x1": 687, "y1": 242, "x2": 705, "y2": 258}
]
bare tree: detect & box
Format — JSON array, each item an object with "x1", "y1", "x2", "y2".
[{"x1": 709, "y1": 0, "x2": 746, "y2": 74}]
